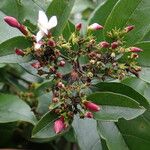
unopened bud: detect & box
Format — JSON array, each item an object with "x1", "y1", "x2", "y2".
[
  {"x1": 90, "y1": 59, "x2": 96, "y2": 65},
  {"x1": 124, "y1": 25, "x2": 134, "y2": 33},
  {"x1": 111, "y1": 42, "x2": 119, "y2": 49},
  {"x1": 85, "y1": 112, "x2": 93, "y2": 118},
  {"x1": 58, "y1": 60, "x2": 65, "y2": 67},
  {"x1": 71, "y1": 70, "x2": 79, "y2": 81},
  {"x1": 131, "y1": 53, "x2": 139, "y2": 59},
  {"x1": 130, "y1": 47, "x2": 143, "y2": 52},
  {"x1": 48, "y1": 40, "x2": 56, "y2": 47},
  {"x1": 52, "y1": 97, "x2": 59, "y2": 103},
  {"x1": 55, "y1": 50, "x2": 61, "y2": 57},
  {"x1": 15, "y1": 48, "x2": 25, "y2": 56},
  {"x1": 49, "y1": 66, "x2": 56, "y2": 73},
  {"x1": 88, "y1": 52, "x2": 97, "y2": 58},
  {"x1": 54, "y1": 117, "x2": 65, "y2": 134},
  {"x1": 57, "y1": 82, "x2": 65, "y2": 89},
  {"x1": 84, "y1": 101, "x2": 100, "y2": 112},
  {"x1": 31, "y1": 61, "x2": 41, "y2": 69},
  {"x1": 88, "y1": 23, "x2": 103, "y2": 31},
  {"x1": 111, "y1": 52, "x2": 115, "y2": 58},
  {"x1": 99, "y1": 41, "x2": 110, "y2": 48},
  {"x1": 56, "y1": 72, "x2": 63, "y2": 78},
  {"x1": 4, "y1": 16, "x2": 20, "y2": 28},
  {"x1": 18, "y1": 24, "x2": 28, "y2": 36},
  {"x1": 75, "y1": 23, "x2": 82, "y2": 31}
]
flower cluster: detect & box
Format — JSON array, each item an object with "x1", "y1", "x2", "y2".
[{"x1": 4, "y1": 10, "x2": 143, "y2": 134}]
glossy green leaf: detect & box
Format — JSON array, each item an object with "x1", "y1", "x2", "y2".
[
  {"x1": 117, "y1": 108, "x2": 150, "y2": 150},
  {"x1": 87, "y1": 92, "x2": 141, "y2": 108},
  {"x1": 0, "y1": 93, "x2": 37, "y2": 125},
  {"x1": 72, "y1": 116, "x2": 102, "y2": 150},
  {"x1": 135, "y1": 41, "x2": 150, "y2": 67},
  {"x1": 32, "y1": 111, "x2": 67, "y2": 142},
  {"x1": 139, "y1": 67, "x2": 150, "y2": 83},
  {"x1": 46, "y1": 0, "x2": 75, "y2": 36},
  {"x1": 94, "y1": 105, "x2": 145, "y2": 121},
  {"x1": 97, "y1": 121, "x2": 128, "y2": 150},
  {"x1": 36, "y1": 93, "x2": 52, "y2": 114},
  {"x1": 88, "y1": 0, "x2": 119, "y2": 41},
  {"x1": 0, "y1": 36, "x2": 32, "y2": 56},
  {"x1": 104, "y1": 0, "x2": 150, "y2": 45},
  {"x1": 122, "y1": 77, "x2": 148, "y2": 95},
  {"x1": 95, "y1": 82, "x2": 149, "y2": 108}
]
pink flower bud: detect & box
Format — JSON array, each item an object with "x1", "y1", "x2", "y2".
[
  {"x1": 48, "y1": 40, "x2": 56, "y2": 47},
  {"x1": 130, "y1": 47, "x2": 143, "y2": 52},
  {"x1": 124, "y1": 25, "x2": 135, "y2": 33},
  {"x1": 111, "y1": 42, "x2": 119, "y2": 49},
  {"x1": 56, "y1": 72, "x2": 63, "y2": 78},
  {"x1": 4, "y1": 16, "x2": 20, "y2": 28},
  {"x1": 58, "y1": 60, "x2": 65, "y2": 67},
  {"x1": 31, "y1": 61, "x2": 41, "y2": 69},
  {"x1": 75, "y1": 23, "x2": 82, "y2": 31},
  {"x1": 85, "y1": 112, "x2": 93, "y2": 118},
  {"x1": 15, "y1": 48, "x2": 25, "y2": 56},
  {"x1": 54, "y1": 117, "x2": 65, "y2": 134},
  {"x1": 88, "y1": 23, "x2": 103, "y2": 31},
  {"x1": 52, "y1": 97, "x2": 59, "y2": 103},
  {"x1": 57, "y1": 82, "x2": 65, "y2": 88},
  {"x1": 18, "y1": 24, "x2": 28, "y2": 36},
  {"x1": 99, "y1": 41, "x2": 110, "y2": 48},
  {"x1": 84, "y1": 101, "x2": 100, "y2": 112}
]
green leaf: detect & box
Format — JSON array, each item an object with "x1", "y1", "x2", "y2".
[
  {"x1": 94, "y1": 106, "x2": 145, "y2": 121},
  {"x1": 72, "y1": 116, "x2": 102, "y2": 150},
  {"x1": 139, "y1": 67, "x2": 150, "y2": 83},
  {"x1": 95, "y1": 82, "x2": 149, "y2": 108},
  {"x1": 46, "y1": 0, "x2": 75, "y2": 36},
  {"x1": 0, "y1": 36, "x2": 32, "y2": 56},
  {"x1": 62, "y1": 21, "x2": 75, "y2": 40},
  {"x1": 122, "y1": 77, "x2": 147, "y2": 95},
  {"x1": 104, "y1": 0, "x2": 150, "y2": 45},
  {"x1": 0, "y1": 93, "x2": 37, "y2": 125},
  {"x1": 135, "y1": 41, "x2": 150, "y2": 67},
  {"x1": 0, "y1": 0, "x2": 42, "y2": 25},
  {"x1": 0, "y1": 11, "x2": 21, "y2": 43},
  {"x1": 87, "y1": 92, "x2": 141, "y2": 108},
  {"x1": 0, "y1": 54, "x2": 31, "y2": 64},
  {"x1": 88, "y1": 0, "x2": 119, "y2": 41},
  {"x1": 32, "y1": 111, "x2": 66, "y2": 142},
  {"x1": 97, "y1": 121, "x2": 128, "y2": 150},
  {"x1": 117, "y1": 108, "x2": 150, "y2": 150},
  {"x1": 36, "y1": 93, "x2": 52, "y2": 115}
]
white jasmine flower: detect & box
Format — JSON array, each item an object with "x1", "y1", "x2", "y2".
[{"x1": 36, "y1": 10, "x2": 57, "y2": 42}]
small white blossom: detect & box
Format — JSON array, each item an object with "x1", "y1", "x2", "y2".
[{"x1": 36, "y1": 10, "x2": 57, "y2": 42}]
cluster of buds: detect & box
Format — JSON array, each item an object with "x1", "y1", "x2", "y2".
[{"x1": 4, "y1": 11, "x2": 143, "y2": 134}]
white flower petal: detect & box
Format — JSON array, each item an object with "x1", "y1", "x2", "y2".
[
  {"x1": 38, "y1": 10, "x2": 48, "y2": 27},
  {"x1": 47, "y1": 16, "x2": 57, "y2": 30},
  {"x1": 34, "y1": 42, "x2": 42, "y2": 50},
  {"x1": 36, "y1": 30, "x2": 45, "y2": 42}
]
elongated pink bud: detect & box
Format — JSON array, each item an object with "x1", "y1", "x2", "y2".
[
  {"x1": 31, "y1": 61, "x2": 41, "y2": 69},
  {"x1": 18, "y1": 24, "x2": 28, "y2": 36},
  {"x1": 85, "y1": 112, "x2": 93, "y2": 118},
  {"x1": 124, "y1": 25, "x2": 134, "y2": 33},
  {"x1": 84, "y1": 101, "x2": 100, "y2": 112},
  {"x1": 54, "y1": 117, "x2": 65, "y2": 134},
  {"x1": 15, "y1": 48, "x2": 25, "y2": 56},
  {"x1": 4, "y1": 16, "x2": 20, "y2": 28},
  {"x1": 111, "y1": 42, "x2": 119, "y2": 49},
  {"x1": 75, "y1": 23, "x2": 82, "y2": 31},
  {"x1": 99, "y1": 41, "x2": 110, "y2": 48},
  {"x1": 88, "y1": 23, "x2": 103, "y2": 31},
  {"x1": 130, "y1": 47, "x2": 143, "y2": 52}
]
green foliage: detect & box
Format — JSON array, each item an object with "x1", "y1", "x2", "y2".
[{"x1": 0, "y1": 0, "x2": 150, "y2": 149}]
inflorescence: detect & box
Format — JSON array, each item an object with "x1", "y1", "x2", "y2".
[{"x1": 4, "y1": 11, "x2": 143, "y2": 134}]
